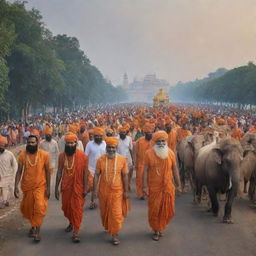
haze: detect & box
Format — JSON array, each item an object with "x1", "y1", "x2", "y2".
[{"x1": 12, "y1": 0, "x2": 256, "y2": 85}]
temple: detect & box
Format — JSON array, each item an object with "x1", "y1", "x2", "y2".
[{"x1": 122, "y1": 73, "x2": 170, "y2": 102}]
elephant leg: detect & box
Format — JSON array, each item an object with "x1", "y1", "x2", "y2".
[
  {"x1": 207, "y1": 187, "x2": 219, "y2": 216},
  {"x1": 189, "y1": 172, "x2": 196, "y2": 203},
  {"x1": 248, "y1": 178, "x2": 256, "y2": 201},
  {"x1": 195, "y1": 180, "x2": 202, "y2": 204},
  {"x1": 223, "y1": 189, "x2": 235, "y2": 224},
  {"x1": 243, "y1": 179, "x2": 248, "y2": 194},
  {"x1": 188, "y1": 169, "x2": 195, "y2": 191},
  {"x1": 180, "y1": 165, "x2": 186, "y2": 192}
]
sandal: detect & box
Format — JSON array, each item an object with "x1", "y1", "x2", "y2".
[
  {"x1": 72, "y1": 233, "x2": 80, "y2": 243},
  {"x1": 34, "y1": 234, "x2": 41, "y2": 242},
  {"x1": 112, "y1": 236, "x2": 120, "y2": 245},
  {"x1": 65, "y1": 223, "x2": 73, "y2": 232},
  {"x1": 89, "y1": 202, "x2": 96, "y2": 209},
  {"x1": 152, "y1": 232, "x2": 160, "y2": 241},
  {"x1": 28, "y1": 227, "x2": 36, "y2": 238}
]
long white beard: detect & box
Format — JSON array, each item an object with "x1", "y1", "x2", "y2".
[{"x1": 153, "y1": 145, "x2": 169, "y2": 159}]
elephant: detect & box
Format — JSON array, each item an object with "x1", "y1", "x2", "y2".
[
  {"x1": 242, "y1": 132, "x2": 256, "y2": 149},
  {"x1": 240, "y1": 150, "x2": 256, "y2": 195},
  {"x1": 194, "y1": 138, "x2": 243, "y2": 223},
  {"x1": 240, "y1": 133, "x2": 256, "y2": 199},
  {"x1": 177, "y1": 132, "x2": 217, "y2": 199}
]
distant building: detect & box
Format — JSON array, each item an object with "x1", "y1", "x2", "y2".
[
  {"x1": 123, "y1": 73, "x2": 170, "y2": 102},
  {"x1": 123, "y1": 73, "x2": 129, "y2": 88}
]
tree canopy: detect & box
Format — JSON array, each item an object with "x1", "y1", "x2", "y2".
[
  {"x1": 195, "y1": 63, "x2": 256, "y2": 105},
  {"x1": 170, "y1": 68, "x2": 228, "y2": 102},
  {"x1": 0, "y1": 0, "x2": 127, "y2": 120}
]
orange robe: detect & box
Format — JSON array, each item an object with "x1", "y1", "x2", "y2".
[
  {"x1": 144, "y1": 148, "x2": 176, "y2": 232},
  {"x1": 135, "y1": 137, "x2": 153, "y2": 197},
  {"x1": 59, "y1": 150, "x2": 91, "y2": 233},
  {"x1": 168, "y1": 129, "x2": 177, "y2": 154},
  {"x1": 18, "y1": 149, "x2": 50, "y2": 227},
  {"x1": 176, "y1": 128, "x2": 191, "y2": 143},
  {"x1": 78, "y1": 131, "x2": 90, "y2": 149},
  {"x1": 96, "y1": 154, "x2": 130, "y2": 235},
  {"x1": 231, "y1": 128, "x2": 244, "y2": 142},
  {"x1": 249, "y1": 127, "x2": 256, "y2": 133}
]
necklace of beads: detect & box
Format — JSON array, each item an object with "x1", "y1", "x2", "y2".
[
  {"x1": 26, "y1": 152, "x2": 39, "y2": 167},
  {"x1": 105, "y1": 155, "x2": 117, "y2": 184},
  {"x1": 64, "y1": 154, "x2": 75, "y2": 176}
]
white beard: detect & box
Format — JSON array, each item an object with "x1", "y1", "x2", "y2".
[{"x1": 153, "y1": 145, "x2": 169, "y2": 159}]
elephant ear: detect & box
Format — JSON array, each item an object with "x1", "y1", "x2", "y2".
[
  {"x1": 187, "y1": 141, "x2": 195, "y2": 153},
  {"x1": 212, "y1": 148, "x2": 222, "y2": 165}
]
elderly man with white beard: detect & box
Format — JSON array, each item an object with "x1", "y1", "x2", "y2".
[{"x1": 143, "y1": 131, "x2": 181, "y2": 241}]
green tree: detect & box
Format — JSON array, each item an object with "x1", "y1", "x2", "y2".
[{"x1": 6, "y1": 2, "x2": 64, "y2": 119}]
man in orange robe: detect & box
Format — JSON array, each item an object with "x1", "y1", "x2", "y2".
[
  {"x1": 231, "y1": 123, "x2": 244, "y2": 142},
  {"x1": 55, "y1": 132, "x2": 92, "y2": 243},
  {"x1": 143, "y1": 131, "x2": 181, "y2": 241},
  {"x1": 93, "y1": 137, "x2": 129, "y2": 245},
  {"x1": 176, "y1": 122, "x2": 192, "y2": 144},
  {"x1": 166, "y1": 124, "x2": 177, "y2": 154},
  {"x1": 249, "y1": 123, "x2": 256, "y2": 133},
  {"x1": 134, "y1": 123, "x2": 154, "y2": 199},
  {"x1": 14, "y1": 131, "x2": 51, "y2": 242},
  {"x1": 78, "y1": 122, "x2": 90, "y2": 149}
]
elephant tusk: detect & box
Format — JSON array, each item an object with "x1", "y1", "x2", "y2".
[{"x1": 228, "y1": 176, "x2": 232, "y2": 190}]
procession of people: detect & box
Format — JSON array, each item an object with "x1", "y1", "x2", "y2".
[{"x1": 1, "y1": 102, "x2": 256, "y2": 245}]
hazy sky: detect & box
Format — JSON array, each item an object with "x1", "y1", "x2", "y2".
[{"x1": 13, "y1": 0, "x2": 256, "y2": 85}]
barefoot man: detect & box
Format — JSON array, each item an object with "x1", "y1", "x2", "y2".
[
  {"x1": 92, "y1": 137, "x2": 130, "y2": 245},
  {"x1": 143, "y1": 131, "x2": 181, "y2": 241},
  {"x1": 14, "y1": 131, "x2": 51, "y2": 242},
  {"x1": 55, "y1": 132, "x2": 91, "y2": 242}
]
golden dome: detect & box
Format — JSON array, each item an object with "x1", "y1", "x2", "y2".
[{"x1": 153, "y1": 88, "x2": 170, "y2": 107}]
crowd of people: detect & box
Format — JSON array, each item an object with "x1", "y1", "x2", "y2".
[{"x1": 0, "y1": 103, "x2": 256, "y2": 245}]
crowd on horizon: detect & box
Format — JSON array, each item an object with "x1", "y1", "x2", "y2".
[{"x1": 1, "y1": 103, "x2": 256, "y2": 147}]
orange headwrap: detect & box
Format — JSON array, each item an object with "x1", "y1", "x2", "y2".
[
  {"x1": 43, "y1": 125, "x2": 53, "y2": 135},
  {"x1": 105, "y1": 137, "x2": 119, "y2": 147},
  {"x1": 68, "y1": 124, "x2": 79, "y2": 134},
  {"x1": 106, "y1": 128, "x2": 114, "y2": 134},
  {"x1": 64, "y1": 132, "x2": 78, "y2": 143},
  {"x1": 30, "y1": 129, "x2": 40, "y2": 138},
  {"x1": 119, "y1": 126, "x2": 127, "y2": 133},
  {"x1": 80, "y1": 121, "x2": 87, "y2": 128},
  {"x1": 217, "y1": 118, "x2": 226, "y2": 125},
  {"x1": 143, "y1": 123, "x2": 155, "y2": 133},
  {"x1": 0, "y1": 135, "x2": 7, "y2": 147},
  {"x1": 227, "y1": 118, "x2": 237, "y2": 126},
  {"x1": 93, "y1": 127, "x2": 104, "y2": 136},
  {"x1": 152, "y1": 131, "x2": 168, "y2": 142},
  {"x1": 88, "y1": 129, "x2": 94, "y2": 135}
]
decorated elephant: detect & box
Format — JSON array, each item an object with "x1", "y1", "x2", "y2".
[{"x1": 195, "y1": 138, "x2": 243, "y2": 223}]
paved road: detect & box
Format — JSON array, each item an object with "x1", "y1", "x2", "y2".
[{"x1": 1, "y1": 185, "x2": 256, "y2": 256}]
